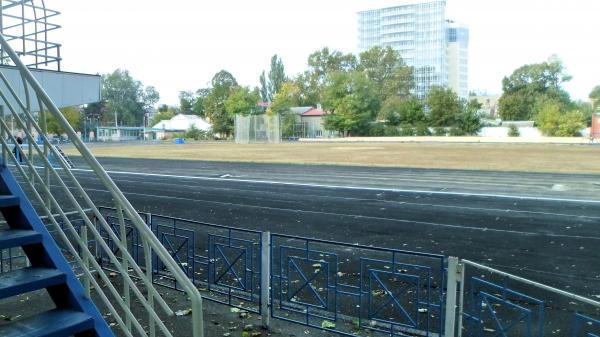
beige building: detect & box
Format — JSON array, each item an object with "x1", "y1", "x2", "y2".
[
  {"x1": 447, "y1": 21, "x2": 469, "y2": 98},
  {"x1": 472, "y1": 95, "x2": 500, "y2": 117}
]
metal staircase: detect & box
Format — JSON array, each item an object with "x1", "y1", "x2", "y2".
[
  {"x1": 0, "y1": 168, "x2": 112, "y2": 337},
  {"x1": 0, "y1": 30, "x2": 204, "y2": 337},
  {"x1": 52, "y1": 144, "x2": 75, "y2": 169}
]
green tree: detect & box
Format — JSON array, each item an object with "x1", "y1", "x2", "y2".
[
  {"x1": 536, "y1": 99, "x2": 586, "y2": 137},
  {"x1": 572, "y1": 100, "x2": 594, "y2": 126},
  {"x1": 82, "y1": 101, "x2": 105, "y2": 123},
  {"x1": 300, "y1": 47, "x2": 358, "y2": 105},
  {"x1": 455, "y1": 100, "x2": 483, "y2": 135},
  {"x1": 499, "y1": 57, "x2": 571, "y2": 121},
  {"x1": 44, "y1": 106, "x2": 81, "y2": 134},
  {"x1": 157, "y1": 104, "x2": 169, "y2": 113},
  {"x1": 379, "y1": 96, "x2": 425, "y2": 127},
  {"x1": 102, "y1": 69, "x2": 158, "y2": 126},
  {"x1": 590, "y1": 85, "x2": 600, "y2": 110},
  {"x1": 426, "y1": 86, "x2": 461, "y2": 127},
  {"x1": 192, "y1": 88, "x2": 210, "y2": 117},
  {"x1": 267, "y1": 82, "x2": 301, "y2": 115},
  {"x1": 259, "y1": 71, "x2": 269, "y2": 102},
  {"x1": 357, "y1": 46, "x2": 414, "y2": 101},
  {"x1": 536, "y1": 102, "x2": 562, "y2": 136},
  {"x1": 225, "y1": 86, "x2": 260, "y2": 116},
  {"x1": 556, "y1": 111, "x2": 586, "y2": 137},
  {"x1": 322, "y1": 71, "x2": 379, "y2": 136},
  {"x1": 266, "y1": 82, "x2": 303, "y2": 137},
  {"x1": 204, "y1": 70, "x2": 238, "y2": 137},
  {"x1": 179, "y1": 91, "x2": 195, "y2": 113},
  {"x1": 143, "y1": 86, "x2": 160, "y2": 111},
  {"x1": 267, "y1": 55, "x2": 287, "y2": 101},
  {"x1": 149, "y1": 109, "x2": 176, "y2": 127}
]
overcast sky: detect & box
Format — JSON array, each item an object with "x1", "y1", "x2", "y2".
[{"x1": 52, "y1": 0, "x2": 600, "y2": 105}]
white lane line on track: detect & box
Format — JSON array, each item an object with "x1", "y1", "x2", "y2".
[
  {"x1": 79, "y1": 185, "x2": 600, "y2": 241},
  {"x1": 84, "y1": 175, "x2": 600, "y2": 220},
  {"x1": 70, "y1": 168, "x2": 600, "y2": 204}
]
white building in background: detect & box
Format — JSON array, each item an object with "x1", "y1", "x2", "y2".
[
  {"x1": 152, "y1": 114, "x2": 211, "y2": 132},
  {"x1": 357, "y1": 0, "x2": 469, "y2": 99},
  {"x1": 446, "y1": 21, "x2": 469, "y2": 98}
]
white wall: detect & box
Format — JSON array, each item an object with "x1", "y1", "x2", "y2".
[
  {"x1": 480, "y1": 127, "x2": 542, "y2": 138},
  {"x1": 480, "y1": 127, "x2": 590, "y2": 138},
  {"x1": 0, "y1": 66, "x2": 101, "y2": 112}
]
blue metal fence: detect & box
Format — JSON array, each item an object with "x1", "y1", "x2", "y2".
[
  {"x1": 95, "y1": 207, "x2": 263, "y2": 314},
  {"x1": 149, "y1": 214, "x2": 263, "y2": 313},
  {"x1": 17, "y1": 207, "x2": 598, "y2": 337},
  {"x1": 463, "y1": 277, "x2": 545, "y2": 337},
  {"x1": 270, "y1": 234, "x2": 446, "y2": 336},
  {"x1": 459, "y1": 263, "x2": 600, "y2": 337}
]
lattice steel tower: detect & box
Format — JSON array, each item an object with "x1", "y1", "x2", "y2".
[{"x1": 0, "y1": 0, "x2": 61, "y2": 70}]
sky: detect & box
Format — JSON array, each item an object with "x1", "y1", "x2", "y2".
[{"x1": 50, "y1": 0, "x2": 600, "y2": 106}]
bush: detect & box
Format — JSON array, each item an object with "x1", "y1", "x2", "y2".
[
  {"x1": 507, "y1": 124, "x2": 520, "y2": 137},
  {"x1": 185, "y1": 125, "x2": 213, "y2": 140},
  {"x1": 449, "y1": 127, "x2": 466, "y2": 136},
  {"x1": 556, "y1": 111, "x2": 586, "y2": 137},
  {"x1": 383, "y1": 126, "x2": 400, "y2": 136},
  {"x1": 433, "y1": 127, "x2": 447, "y2": 136},
  {"x1": 399, "y1": 123, "x2": 414, "y2": 136},
  {"x1": 415, "y1": 122, "x2": 432, "y2": 136},
  {"x1": 369, "y1": 123, "x2": 385, "y2": 136},
  {"x1": 171, "y1": 132, "x2": 185, "y2": 139}
]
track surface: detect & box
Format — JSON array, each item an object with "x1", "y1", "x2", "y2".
[{"x1": 68, "y1": 157, "x2": 600, "y2": 299}]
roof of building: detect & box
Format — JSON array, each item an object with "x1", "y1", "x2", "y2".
[
  {"x1": 290, "y1": 106, "x2": 313, "y2": 114},
  {"x1": 153, "y1": 114, "x2": 211, "y2": 131},
  {"x1": 301, "y1": 108, "x2": 326, "y2": 117}
]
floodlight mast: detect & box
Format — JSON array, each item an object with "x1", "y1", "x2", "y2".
[{"x1": 0, "y1": 0, "x2": 61, "y2": 71}]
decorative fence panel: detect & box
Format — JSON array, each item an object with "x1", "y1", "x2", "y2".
[
  {"x1": 270, "y1": 234, "x2": 446, "y2": 337},
  {"x1": 446, "y1": 259, "x2": 600, "y2": 337}
]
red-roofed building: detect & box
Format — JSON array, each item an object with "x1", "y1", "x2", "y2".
[{"x1": 301, "y1": 108, "x2": 329, "y2": 138}]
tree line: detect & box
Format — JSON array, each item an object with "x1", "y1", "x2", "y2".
[
  {"x1": 498, "y1": 56, "x2": 596, "y2": 136},
  {"x1": 163, "y1": 47, "x2": 484, "y2": 138},
  {"x1": 49, "y1": 50, "x2": 598, "y2": 138}
]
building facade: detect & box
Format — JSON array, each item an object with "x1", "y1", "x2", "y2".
[
  {"x1": 358, "y1": 0, "x2": 468, "y2": 99},
  {"x1": 447, "y1": 21, "x2": 469, "y2": 98}
]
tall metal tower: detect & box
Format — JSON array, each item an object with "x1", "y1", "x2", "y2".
[{"x1": 0, "y1": 0, "x2": 61, "y2": 70}]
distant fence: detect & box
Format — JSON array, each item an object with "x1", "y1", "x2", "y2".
[{"x1": 234, "y1": 114, "x2": 280, "y2": 144}]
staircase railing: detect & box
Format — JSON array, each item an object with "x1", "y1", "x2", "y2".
[{"x1": 0, "y1": 33, "x2": 204, "y2": 337}]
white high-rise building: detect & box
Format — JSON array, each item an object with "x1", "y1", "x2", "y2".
[
  {"x1": 358, "y1": 0, "x2": 468, "y2": 99},
  {"x1": 447, "y1": 21, "x2": 469, "y2": 98}
]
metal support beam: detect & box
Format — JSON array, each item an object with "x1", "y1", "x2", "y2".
[
  {"x1": 261, "y1": 231, "x2": 271, "y2": 329},
  {"x1": 444, "y1": 256, "x2": 460, "y2": 337}
]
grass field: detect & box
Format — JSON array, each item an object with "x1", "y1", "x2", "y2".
[{"x1": 73, "y1": 141, "x2": 600, "y2": 174}]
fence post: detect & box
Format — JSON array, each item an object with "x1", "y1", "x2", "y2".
[
  {"x1": 260, "y1": 231, "x2": 271, "y2": 329},
  {"x1": 444, "y1": 256, "x2": 460, "y2": 337},
  {"x1": 457, "y1": 260, "x2": 465, "y2": 337}
]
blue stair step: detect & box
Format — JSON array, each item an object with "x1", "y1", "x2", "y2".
[
  {"x1": 0, "y1": 267, "x2": 66, "y2": 300},
  {"x1": 0, "y1": 230, "x2": 42, "y2": 250},
  {"x1": 0, "y1": 195, "x2": 19, "y2": 208},
  {"x1": 0, "y1": 308, "x2": 94, "y2": 337}
]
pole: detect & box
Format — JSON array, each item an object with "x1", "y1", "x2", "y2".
[
  {"x1": 260, "y1": 231, "x2": 271, "y2": 329},
  {"x1": 444, "y1": 257, "x2": 460, "y2": 337}
]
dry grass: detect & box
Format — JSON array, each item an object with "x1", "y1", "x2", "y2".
[{"x1": 72, "y1": 141, "x2": 600, "y2": 174}]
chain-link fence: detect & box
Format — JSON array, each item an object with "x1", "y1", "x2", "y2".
[{"x1": 235, "y1": 114, "x2": 281, "y2": 144}]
